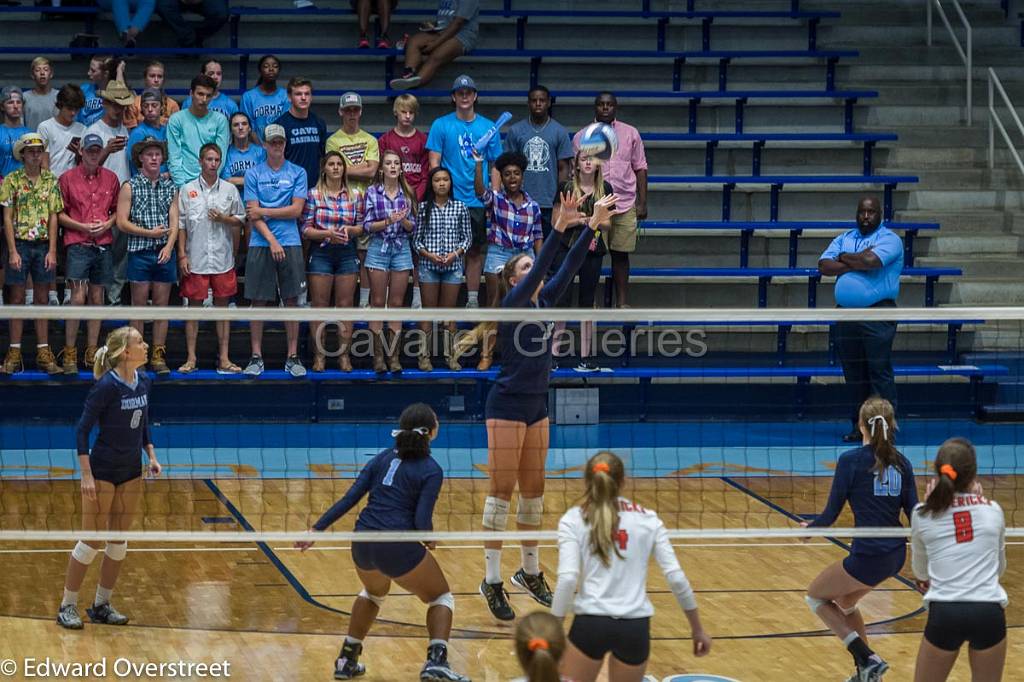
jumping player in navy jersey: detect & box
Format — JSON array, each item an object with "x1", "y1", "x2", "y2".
[
  {"x1": 297, "y1": 403, "x2": 470, "y2": 682},
  {"x1": 802, "y1": 397, "x2": 918, "y2": 682},
  {"x1": 56, "y1": 326, "x2": 162, "y2": 630},
  {"x1": 457, "y1": 191, "x2": 617, "y2": 620}
]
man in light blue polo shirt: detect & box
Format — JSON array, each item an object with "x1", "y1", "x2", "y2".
[{"x1": 819, "y1": 196, "x2": 903, "y2": 442}]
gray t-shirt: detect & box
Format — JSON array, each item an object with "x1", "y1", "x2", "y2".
[
  {"x1": 23, "y1": 90, "x2": 58, "y2": 132},
  {"x1": 504, "y1": 117, "x2": 574, "y2": 208},
  {"x1": 435, "y1": 0, "x2": 480, "y2": 52}
]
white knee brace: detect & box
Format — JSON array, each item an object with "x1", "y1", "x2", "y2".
[
  {"x1": 71, "y1": 541, "x2": 99, "y2": 565},
  {"x1": 516, "y1": 496, "x2": 544, "y2": 526},
  {"x1": 805, "y1": 595, "x2": 828, "y2": 614},
  {"x1": 427, "y1": 592, "x2": 455, "y2": 615},
  {"x1": 104, "y1": 542, "x2": 127, "y2": 561},
  {"x1": 358, "y1": 589, "x2": 386, "y2": 607},
  {"x1": 482, "y1": 496, "x2": 510, "y2": 531}
]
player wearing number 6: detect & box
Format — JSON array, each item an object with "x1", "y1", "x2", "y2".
[
  {"x1": 551, "y1": 451, "x2": 711, "y2": 682},
  {"x1": 802, "y1": 397, "x2": 918, "y2": 682},
  {"x1": 911, "y1": 438, "x2": 1007, "y2": 682}
]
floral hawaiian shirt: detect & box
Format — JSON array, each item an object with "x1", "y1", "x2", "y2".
[{"x1": 0, "y1": 168, "x2": 63, "y2": 241}]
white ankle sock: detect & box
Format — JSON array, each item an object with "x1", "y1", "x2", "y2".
[
  {"x1": 95, "y1": 585, "x2": 112, "y2": 606},
  {"x1": 484, "y1": 548, "x2": 502, "y2": 583},
  {"x1": 521, "y1": 546, "x2": 540, "y2": 575},
  {"x1": 359, "y1": 288, "x2": 370, "y2": 307},
  {"x1": 61, "y1": 588, "x2": 78, "y2": 607},
  {"x1": 466, "y1": 291, "x2": 479, "y2": 305}
]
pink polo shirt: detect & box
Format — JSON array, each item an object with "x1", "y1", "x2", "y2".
[
  {"x1": 573, "y1": 119, "x2": 647, "y2": 209},
  {"x1": 58, "y1": 164, "x2": 120, "y2": 247}
]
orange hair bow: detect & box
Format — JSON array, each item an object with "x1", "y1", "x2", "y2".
[
  {"x1": 592, "y1": 462, "x2": 610, "y2": 474},
  {"x1": 939, "y1": 464, "x2": 958, "y2": 480},
  {"x1": 527, "y1": 637, "x2": 549, "y2": 652}
]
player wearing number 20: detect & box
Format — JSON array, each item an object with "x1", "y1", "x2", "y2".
[{"x1": 910, "y1": 438, "x2": 1007, "y2": 682}]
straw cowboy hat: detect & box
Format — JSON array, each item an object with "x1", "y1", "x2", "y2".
[
  {"x1": 98, "y1": 80, "x2": 135, "y2": 106},
  {"x1": 130, "y1": 136, "x2": 167, "y2": 168},
  {"x1": 12, "y1": 132, "x2": 46, "y2": 162}
]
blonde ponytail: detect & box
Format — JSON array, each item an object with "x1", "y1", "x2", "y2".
[
  {"x1": 514, "y1": 611, "x2": 565, "y2": 682},
  {"x1": 581, "y1": 451, "x2": 626, "y2": 567},
  {"x1": 93, "y1": 326, "x2": 134, "y2": 379}
]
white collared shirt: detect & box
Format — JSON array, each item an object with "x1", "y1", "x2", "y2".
[{"x1": 178, "y1": 174, "x2": 244, "y2": 274}]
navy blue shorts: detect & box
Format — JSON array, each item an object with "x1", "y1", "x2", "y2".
[
  {"x1": 90, "y1": 463, "x2": 142, "y2": 486},
  {"x1": 843, "y1": 546, "x2": 906, "y2": 587},
  {"x1": 351, "y1": 540, "x2": 426, "y2": 579},
  {"x1": 485, "y1": 389, "x2": 548, "y2": 426},
  {"x1": 126, "y1": 249, "x2": 177, "y2": 283},
  {"x1": 924, "y1": 601, "x2": 1006, "y2": 651}
]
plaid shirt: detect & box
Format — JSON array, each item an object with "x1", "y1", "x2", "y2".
[
  {"x1": 301, "y1": 186, "x2": 363, "y2": 248},
  {"x1": 126, "y1": 174, "x2": 176, "y2": 253},
  {"x1": 414, "y1": 198, "x2": 472, "y2": 272},
  {"x1": 362, "y1": 183, "x2": 416, "y2": 253},
  {"x1": 481, "y1": 187, "x2": 543, "y2": 250}
]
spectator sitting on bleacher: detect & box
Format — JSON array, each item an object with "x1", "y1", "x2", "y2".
[
  {"x1": 504, "y1": 85, "x2": 573, "y2": 239},
  {"x1": 24, "y1": 58, "x2": 58, "y2": 132},
  {"x1": 126, "y1": 61, "x2": 180, "y2": 130},
  {"x1": 389, "y1": 0, "x2": 479, "y2": 90},
  {"x1": 0, "y1": 133, "x2": 63, "y2": 375},
  {"x1": 156, "y1": 0, "x2": 229, "y2": 48},
  {"x1": 326, "y1": 91, "x2": 379, "y2": 308},
  {"x1": 183, "y1": 60, "x2": 238, "y2": 121},
  {"x1": 274, "y1": 77, "x2": 327, "y2": 190},
  {"x1": 96, "y1": 0, "x2": 155, "y2": 47},
  {"x1": 0, "y1": 88, "x2": 31, "y2": 177},
  {"x1": 58, "y1": 133, "x2": 120, "y2": 375},
  {"x1": 241, "y1": 55, "x2": 288, "y2": 141},
  {"x1": 221, "y1": 112, "x2": 265, "y2": 190},
  {"x1": 126, "y1": 89, "x2": 168, "y2": 178},
  {"x1": 168, "y1": 75, "x2": 230, "y2": 188},
  {"x1": 572, "y1": 92, "x2": 647, "y2": 308},
  {"x1": 77, "y1": 55, "x2": 113, "y2": 127},
  {"x1": 116, "y1": 136, "x2": 178, "y2": 375},
  {"x1": 354, "y1": 0, "x2": 394, "y2": 49},
  {"x1": 39, "y1": 85, "x2": 86, "y2": 178},
  {"x1": 177, "y1": 143, "x2": 245, "y2": 374},
  {"x1": 818, "y1": 196, "x2": 903, "y2": 443},
  {"x1": 426, "y1": 75, "x2": 501, "y2": 309}
]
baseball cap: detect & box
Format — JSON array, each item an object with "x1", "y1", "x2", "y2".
[
  {"x1": 339, "y1": 91, "x2": 362, "y2": 109},
  {"x1": 1, "y1": 86, "x2": 23, "y2": 104},
  {"x1": 451, "y1": 75, "x2": 476, "y2": 92},
  {"x1": 81, "y1": 133, "x2": 104, "y2": 150},
  {"x1": 140, "y1": 87, "x2": 162, "y2": 104},
  {"x1": 264, "y1": 123, "x2": 287, "y2": 142}
]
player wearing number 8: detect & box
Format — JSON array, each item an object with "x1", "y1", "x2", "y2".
[
  {"x1": 551, "y1": 452, "x2": 711, "y2": 682},
  {"x1": 803, "y1": 397, "x2": 918, "y2": 682},
  {"x1": 911, "y1": 438, "x2": 1008, "y2": 682}
]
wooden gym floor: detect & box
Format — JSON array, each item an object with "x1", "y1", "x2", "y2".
[{"x1": 0, "y1": 475, "x2": 1021, "y2": 681}]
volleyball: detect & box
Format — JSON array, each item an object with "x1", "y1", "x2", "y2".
[{"x1": 578, "y1": 122, "x2": 619, "y2": 160}]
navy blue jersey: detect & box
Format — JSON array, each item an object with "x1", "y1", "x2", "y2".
[
  {"x1": 493, "y1": 226, "x2": 596, "y2": 396},
  {"x1": 75, "y1": 370, "x2": 152, "y2": 474},
  {"x1": 808, "y1": 445, "x2": 919, "y2": 556},
  {"x1": 313, "y1": 448, "x2": 444, "y2": 532}
]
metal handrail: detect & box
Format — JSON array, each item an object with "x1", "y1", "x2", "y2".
[
  {"x1": 988, "y1": 68, "x2": 1024, "y2": 174},
  {"x1": 927, "y1": 0, "x2": 973, "y2": 125}
]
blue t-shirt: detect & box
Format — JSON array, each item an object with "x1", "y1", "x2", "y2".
[
  {"x1": 126, "y1": 121, "x2": 167, "y2": 177},
  {"x1": 312, "y1": 447, "x2": 444, "y2": 532},
  {"x1": 426, "y1": 111, "x2": 503, "y2": 207},
  {"x1": 820, "y1": 225, "x2": 904, "y2": 307},
  {"x1": 504, "y1": 117, "x2": 574, "y2": 208},
  {"x1": 77, "y1": 82, "x2": 105, "y2": 127},
  {"x1": 808, "y1": 445, "x2": 918, "y2": 556},
  {"x1": 274, "y1": 110, "x2": 327, "y2": 188},
  {"x1": 0, "y1": 124, "x2": 31, "y2": 177},
  {"x1": 182, "y1": 92, "x2": 238, "y2": 121},
  {"x1": 243, "y1": 159, "x2": 307, "y2": 247},
  {"x1": 240, "y1": 86, "x2": 288, "y2": 141},
  {"x1": 221, "y1": 143, "x2": 266, "y2": 181},
  {"x1": 75, "y1": 369, "x2": 152, "y2": 476}
]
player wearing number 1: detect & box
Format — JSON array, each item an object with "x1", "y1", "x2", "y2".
[
  {"x1": 911, "y1": 438, "x2": 1007, "y2": 682},
  {"x1": 803, "y1": 397, "x2": 918, "y2": 682}
]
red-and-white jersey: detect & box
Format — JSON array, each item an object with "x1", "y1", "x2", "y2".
[
  {"x1": 911, "y1": 493, "x2": 1007, "y2": 606},
  {"x1": 556, "y1": 497, "x2": 691, "y2": 619}
]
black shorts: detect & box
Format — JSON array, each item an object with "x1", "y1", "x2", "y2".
[
  {"x1": 485, "y1": 389, "x2": 548, "y2": 426},
  {"x1": 351, "y1": 540, "x2": 426, "y2": 579},
  {"x1": 568, "y1": 614, "x2": 650, "y2": 666},
  {"x1": 90, "y1": 464, "x2": 142, "y2": 486},
  {"x1": 468, "y1": 207, "x2": 487, "y2": 249},
  {"x1": 924, "y1": 601, "x2": 1006, "y2": 652}
]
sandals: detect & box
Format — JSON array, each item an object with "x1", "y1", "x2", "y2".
[
  {"x1": 177, "y1": 360, "x2": 197, "y2": 374},
  {"x1": 216, "y1": 362, "x2": 242, "y2": 375}
]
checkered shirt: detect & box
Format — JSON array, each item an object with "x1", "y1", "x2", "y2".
[
  {"x1": 413, "y1": 198, "x2": 472, "y2": 272},
  {"x1": 481, "y1": 187, "x2": 543, "y2": 250},
  {"x1": 126, "y1": 174, "x2": 176, "y2": 253}
]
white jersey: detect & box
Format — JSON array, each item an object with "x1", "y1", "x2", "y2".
[
  {"x1": 554, "y1": 498, "x2": 694, "y2": 619},
  {"x1": 911, "y1": 494, "x2": 1007, "y2": 607}
]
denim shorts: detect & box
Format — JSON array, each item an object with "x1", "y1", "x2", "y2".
[
  {"x1": 418, "y1": 262, "x2": 464, "y2": 285},
  {"x1": 364, "y1": 238, "x2": 413, "y2": 271},
  {"x1": 308, "y1": 243, "x2": 359, "y2": 276},
  {"x1": 7, "y1": 240, "x2": 55, "y2": 285},
  {"x1": 66, "y1": 243, "x2": 114, "y2": 286},
  {"x1": 484, "y1": 242, "x2": 531, "y2": 274},
  {"x1": 125, "y1": 249, "x2": 177, "y2": 284}
]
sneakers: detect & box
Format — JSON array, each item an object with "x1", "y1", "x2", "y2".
[
  {"x1": 36, "y1": 346, "x2": 62, "y2": 374},
  {"x1": 846, "y1": 657, "x2": 889, "y2": 682},
  {"x1": 390, "y1": 74, "x2": 422, "y2": 90},
  {"x1": 358, "y1": 34, "x2": 370, "y2": 49},
  {"x1": 86, "y1": 601, "x2": 129, "y2": 625},
  {"x1": 421, "y1": 643, "x2": 470, "y2": 681},
  {"x1": 376, "y1": 35, "x2": 391, "y2": 49},
  {"x1": 285, "y1": 355, "x2": 307, "y2": 377},
  {"x1": 48, "y1": 290, "x2": 60, "y2": 305},
  {"x1": 2, "y1": 347, "x2": 24, "y2": 375},
  {"x1": 61, "y1": 345, "x2": 78, "y2": 375},
  {"x1": 479, "y1": 580, "x2": 514, "y2": 621},
  {"x1": 334, "y1": 640, "x2": 366, "y2": 680},
  {"x1": 243, "y1": 355, "x2": 265, "y2": 377},
  {"x1": 511, "y1": 568, "x2": 553, "y2": 607},
  {"x1": 149, "y1": 345, "x2": 170, "y2": 375},
  {"x1": 56, "y1": 603, "x2": 83, "y2": 629},
  {"x1": 575, "y1": 360, "x2": 600, "y2": 372},
  {"x1": 464, "y1": 297, "x2": 479, "y2": 309}
]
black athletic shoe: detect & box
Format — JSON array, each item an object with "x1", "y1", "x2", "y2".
[
  {"x1": 86, "y1": 602, "x2": 129, "y2": 625},
  {"x1": 334, "y1": 641, "x2": 366, "y2": 680},
  {"x1": 846, "y1": 657, "x2": 889, "y2": 682},
  {"x1": 511, "y1": 568, "x2": 553, "y2": 607},
  {"x1": 479, "y1": 580, "x2": 515, "y2": 621},
  {"x1": 420, "y1": 643, "x2": 471, "y2": 681},
  {"x1": 56, "y1": 603, "x2": 83, "y2": 629}
]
